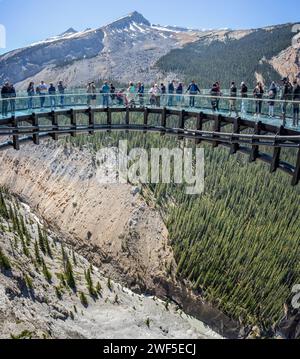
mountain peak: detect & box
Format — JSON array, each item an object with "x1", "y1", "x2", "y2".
[
  {"x1": 59, "y1": 28, "x2": 78, "y2": 37},
  {"x1": 104, "y1": 11, "x2": 151, "y2": 30}
]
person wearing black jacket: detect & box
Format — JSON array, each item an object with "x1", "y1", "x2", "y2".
[
  {"x1": 27, "y1": 81, "x2": 35, "y2": 110},
  {"x1": 48, "y1": 83, "x2": 56, "y2": 111},
  {"x1": 240, "y1": 82, "x2": 248, "y2": 115},
  {"x1": 1, "y1": 81, "x2": 10, "y2": 117},
  {"x1": 229, "y1": 82, "x2": 239, "y2": 117},
  {"x1": 292, "y1": 79, "x2": 300, "y2": 127}
]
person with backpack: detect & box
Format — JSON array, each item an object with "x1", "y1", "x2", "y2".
[
  {"x1": 229, "y1": 82, "x2": 239, "y2": 117},
  {"x1": 58, "y1": 81, "x2": 66, "y2": 108},
  {"x1": 186, "y1": 80, "x2": 201, "y2": 107},
  {"x1": 168, "y1": 81, "x2": 175, "y2": 107},
  {"x1": 268, "y1": 81, "x2": 277, "y2": 118},
  {"x1": 253, "y1": 82, "x2": 264, "y2": 117},
  {"x1": 240, "y1": 82, "x2": 248, "y2": 115},
  {"x1": 48, "y1": 83, "x2": 57, "y2": 111},
  {"x1": 292, "y1": 79, "x2": 300, "y2": 127}
]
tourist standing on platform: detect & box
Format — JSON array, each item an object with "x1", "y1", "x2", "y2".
[
  {"x1": 281, "y1": 77, "x2": 293, "y2": 126},
  {"x1": 210, "y1": 83, "x2": 219, "y2": 112},
  {"x1": 48, "y1": 83, "x2": 57, "y2": 111},
  {"x1": 137, "y1": 82, "x2": 144, "y2": 107},
  {"x1": 215, "y1": 82, "x2": 222, "y2": 111},
  {"x1": 87, "y1": 82, "x2": 97, "y2": 107},
  {"x1": 161, "y1": 83, "x2": 166, "y2": 106},
  {"x1": 149, "y1": 84, "x2": 161, "y2": 107},
  {"x1": 240, "y1": 82, "x2": 248, "y2": 115},
  {"x1": 1, "y1": 82, "x2": 11, "y2": 117},
  {"x1": 7, "y1": 83, "x2": 16, "y2": 116},
  {"x1": 186, "y1": 80, "x2": 201, "y2": 108},
  {"x1": 27, "y1": 82, "x2": 35, "y2": 111},
  {"x1": 268, "y1": 82, "x2": 277, "y2": 118},
  {"x1": 253, "y1": 82, "x2": 264, "y2": 117},
  {"x1": 101, "y1": 81, "x2": 110, "y2": 107},
  {"x1": 168, "y1": 81, "x2": 175, "y2": 107},
  {"x1": 176, "y1": 83, "x2": 183, "y2": 106},
  {"x1": 58, "y1": 81, "x2": 66, "y2": 108},
  {"x1": 229, "y1": 82, "x2": 239, "y2": 117},
  {"x1": 127, "y1": 82, "x2": 136, "y2": 108},
  {"x1": 110, "y1": 83, "x2": 116, "y2": 105},
  {"x1": 292, "y1": 79, "x2": 300, "y2": 127},
  {"x1": 38, "y1": 81, "x2": 48, "y2": 110}
]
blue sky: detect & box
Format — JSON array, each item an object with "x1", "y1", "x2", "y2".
[{"x1": 0, "y1": 0, "x2": 300, "y2": 54}]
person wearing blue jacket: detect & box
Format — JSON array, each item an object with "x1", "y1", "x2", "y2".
[{"x1": 186, "y1": 80, "x2": 201, "y2": 107}]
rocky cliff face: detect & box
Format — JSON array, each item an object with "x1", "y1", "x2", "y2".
[
  {"x1": 0, "y1": 139, "x2": 240, "y2": 338},
  {"x1": 0, "y1": 191, "x2": 222, "y2": 339}
]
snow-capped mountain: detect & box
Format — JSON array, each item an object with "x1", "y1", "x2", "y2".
[
  {"x1": 0, "y1": 11, "x2": 299, "y2": 89},
  {"x1": 0, "y1": 11, "x2": 211, "y2": 88}
]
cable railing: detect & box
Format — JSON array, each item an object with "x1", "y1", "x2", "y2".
[{"x1": 1, "y1": 92, "x2": 300, "y2": 130}]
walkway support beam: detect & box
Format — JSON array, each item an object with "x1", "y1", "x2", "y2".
[
  {"x1": 250, "y1": 121, "x2": 262, "y2": 162},
  {"x1": 32, "y1": 113, "x2": 39, "y2": 145},
  {"x1": 50, "y1": 111, "x2": 58, "y2": 141}
]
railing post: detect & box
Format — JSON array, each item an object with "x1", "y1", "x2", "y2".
[
  {"x1": 161, "y1": 107, "x2": 167, "y2": 136},
  {"x1": 50, "y1": 111, "x2": 58, "y2": 141},
  {"x1": 32, "y1": 113, "x2": 39, "y2": 145},
  {"x1": 213, "y1": 114, "x2": 222, "y2": 148},
  {"x1": 250, "y1": 121, "x2": 262, "y2": 162},
  {"x1": 143, "y1": 107, "x2": 148, "y2": 133},
  {"x1": 12, "y1": 116, "x2": 20, "y2": 151},
  {"x1": 292, "y1": 147, "x2": 300, "y2": 186},
  {"x1": 70, "y1": 109, "x2": 77, "y2": 137},
  {"x1": 230, "y1": 117, "x2": 241, "y2": 154},
  {"x1": 88, "y1": 107, "x2": 94, "y2": 135},
  {"x1": 107, "y1": 107, "x2": 112, "y2": 133},
  {"x1": 125, "y1": 107, "x2": 130, "y2": 133},
  {"x1": 195, "y1": 112, "x2": 204, "y2": 145},
  {"x1": 178, "y1": 109, "x2": 185, "y2": 140},
  {"x1": 270, "y1": 126, "x2": 284, "y2": 173}
]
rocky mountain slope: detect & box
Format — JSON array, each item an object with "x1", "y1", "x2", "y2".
[
  {"x1": 1, "y1": 11, "x2": 298, "y2": 89},
  {"x1": 0, "y1": 139, "x2": 240, "y2": 338},
  {"x1": 0, "y1": 189, "x2": 223, "y2": 339}
]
